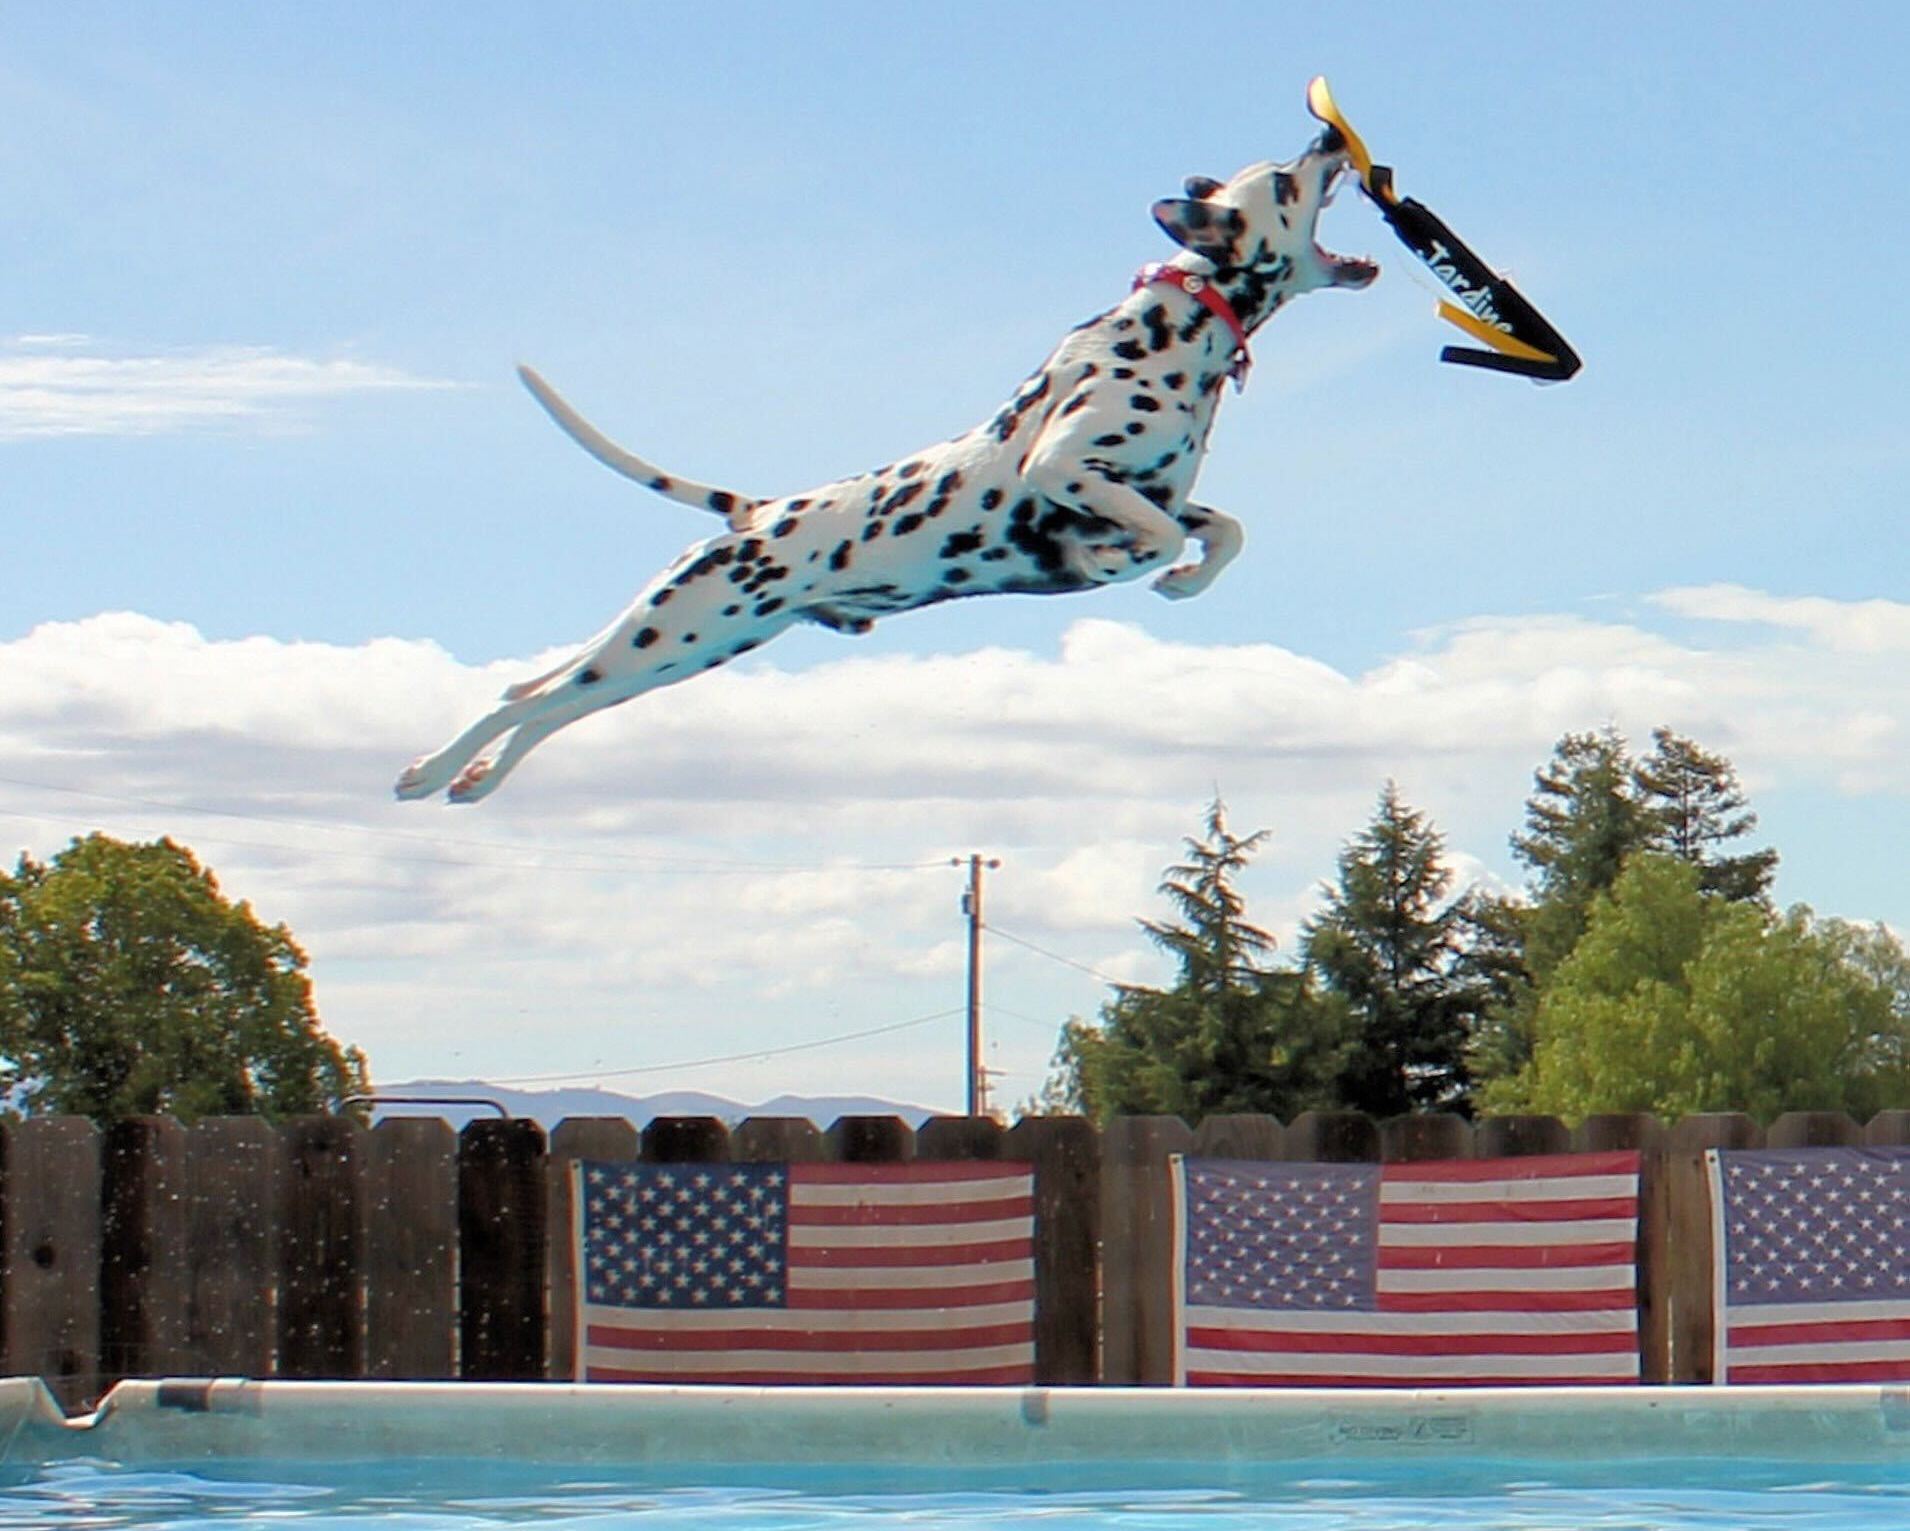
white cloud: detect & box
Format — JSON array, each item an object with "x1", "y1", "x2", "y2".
[
  {"x1": 0, "y1": 338, "x2": 456, "y2": 438},
  {"x1": 1, "y1": 585, "x2": 1906, "y2": 1108}
]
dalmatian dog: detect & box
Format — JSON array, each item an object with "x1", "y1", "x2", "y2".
[{"x1": 396, "y1": 125, "x2": 1376, "y2": 803}]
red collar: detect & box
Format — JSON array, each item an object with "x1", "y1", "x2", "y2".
[{"x1": 1132, "y1": 261, "x2": 1251, "y2": 390}]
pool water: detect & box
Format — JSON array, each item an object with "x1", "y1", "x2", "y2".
[{"x1": 7, "y1": 1458, "x2": 1910, "y2": 1530}]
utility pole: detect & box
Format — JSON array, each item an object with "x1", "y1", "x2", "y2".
[{"x1": 956, "y1": 854, "x2": 1001, "y2": 1118}]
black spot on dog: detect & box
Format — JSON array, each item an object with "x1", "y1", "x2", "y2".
[
  {"x1": 735, "y1": 639, "x2": 761, "y2": 655},
  {"x1": 1142, "y1": 302, "x2": 1172, "y2": 352},
  {"x1": 755, "y1": 597, "x2": 784, "y2": 617},
  {"x1": 899, "y1": 460, "x2": 924, "y2": 479},
  {"x1": 1010, "y1": 497, "x2": 1036, "y2": 524},
  {"x1": 1115, "y1": 317, "x2": 1136, "y2": 331},
  {"x1": 1125, "y1": 422, "x2": 1145, "y2": 436},
  {"x1": 1112, "y1": 340, "x2": 1146, "y2": 361},
  {"x1": 1060, "y1": 391, "x2": 1094, "y2": 417},
  {"x1": 1273, "y1": 170, "x2": 1299, "y2": 205},
  {"x1": 981, "y1": 488, "x2": 1004, "y2": 510},
  {"x1": 943, "y1": 567, "x2": 972, "y2": 584},
  {"x1": 736, "y1": 538, "x2": 763, "y2": 562},
  {"x1": 1163, "y1": 371, "x2": 1186, "y2": 390},
  {"x1": 649, "y1": 475, "x2": 673, "y2": 493},
  {"x1": 830, "y1": 540, "x2": 853, "y2": 571},
  {"x1": 1155, "y1": 450, "x2": 1179, "y2": 470},
  {"x1": 893, "y1": 511, "x2": 926, "y2": 537},
  {"x1": 652, "y1": 586, "x2": 675, "y2": 606},
  {"x1": 1077, "y1": 362, "x2": 1099, "y2": 382},
  {"x1": 925, "y1": 496, "x2": 952, "y2": 519},
  {"x1": 788, "y1": 498, "x2": 809, "y2": 512},
  {"x1": 1140, "y1": 485, "x2": 1175, "y2": 507},
  {"x1": 577, "y1": 667, "x2": 601, "y2": 685},
  {"x1": 1131, "y1": 394, "x2": 1161, "y2": 412},
  {"x1": 885, "y1": 481, "x2": 926, "y2": 514},
  {"x1": 681, "y1": 631, "x2": 698, "y2": 643},
  {"x1": 1178, "y1": 309, "x2": 1213, "y2": 344},
  {"x1": 1113, "y1": 367, "x2": 1135, "y2": 379},
  {"x1": 709, "y1": 491, "x2": 736, "y2": 516},
  {"x1": 1093, "y1": 434, "x2": 1125, "y2": 448},
  {"x1": 935, "y1": 469, "x2": 963, "y2": 496},
  {"x1": 940, "y1": 529, "x2": 984, "y2": 558},
  {"x1": 861, "y1": 521, "x2": 884, "y2": 542},
  {"x1": 723, "y1": 603, "x2": 741, "y2": 616},
  {"x1": 633, "y1": 627, "x2": 659, "y2": 649},
  {"x1": 771, "y1": 517, "x2": 798, "y2": 538},
  {"x1": 981, "y1": 547, "x2": 1009, "y2": 562}
]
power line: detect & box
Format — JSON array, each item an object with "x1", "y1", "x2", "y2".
[
  {"x1": 987, "y1": 923, "x2": 1129, "y2": 987},
  {"x1": 483, "y1": 1006, "x2": 966, "y2": 1085}
]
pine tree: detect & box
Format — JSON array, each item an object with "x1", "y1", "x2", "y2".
[
  {"x1": 1046, "y1": 798, "x2": 1349, "y2": 1122},
  {"x1": 1302, "y1": 783, "x2": 1474, "y2": 1115},
  {"x1": 1632, "y1": 727, "x2": 1778, "y2": 903}
]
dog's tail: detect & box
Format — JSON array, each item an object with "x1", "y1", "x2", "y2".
[{"x1": 517, "y1": 365, "x2": 764, "y2": 527}]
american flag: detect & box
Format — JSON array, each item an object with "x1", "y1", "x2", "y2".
[
  {"x1": 1709, "y1": 1147, "x2": 1910, "y2": 1383},
  {"x1": 1173, "y1": 1151, "x2": 1642, "y2": 1386},
  {"x1": 574, "y1": 1159, "x2": 1036, "y2": 1384}
]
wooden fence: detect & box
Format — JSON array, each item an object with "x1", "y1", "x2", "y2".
[{"x1": 3, "y1": 1106, "x2": 1906, "y2": 1411}]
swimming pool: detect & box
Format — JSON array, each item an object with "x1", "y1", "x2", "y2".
[{"x1": 5, "y1": 1379, "x2": 1910, "y2": 1528}]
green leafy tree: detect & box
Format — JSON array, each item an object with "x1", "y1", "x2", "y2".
[
  {"x1": 1632, "y1": 726, "x2": 1778, "y2": 903},
  {"x1": 0, "y1": 834, "x2": 370, "y2": 1122},
  {"x1": 1471, "y1": 725, "x2": 1778, "y2": 1089},
  {"x1": 1485, "y1": 853, "x2": 1910, "y2": 1120},
  {"x1": 1301, "y1": 783, "x2": 1475, "y2": 1115},
  {"x1": 1046, "y1": 799, "x2": 1349, "y2": 1122}
]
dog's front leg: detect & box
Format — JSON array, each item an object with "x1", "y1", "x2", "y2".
[
  {"x1": 1152, "y1": 503, "x2": 1243, "y2": 601},
  {"x1": 1022, "y1": 441, "x2": 1186, "y2": 587}
]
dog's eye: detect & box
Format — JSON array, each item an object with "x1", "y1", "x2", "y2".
[{"x1": 1184, "y1": 175, "x2": 1223, "y2": 201}]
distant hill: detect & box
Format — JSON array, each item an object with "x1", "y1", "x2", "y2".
[{"x1": 367, "y1": 1078, "x2": 939, "y2": 1130}]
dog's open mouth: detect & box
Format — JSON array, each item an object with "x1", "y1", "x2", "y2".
[{"x1": 1314, "y1": 163, "x2": 1379, "y2": 287}]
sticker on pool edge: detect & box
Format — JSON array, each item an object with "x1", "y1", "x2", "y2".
[{"x1": 1330, "y1": 1413, "x2": 1475, "y2": 1446}]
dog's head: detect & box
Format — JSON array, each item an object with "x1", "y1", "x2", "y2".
[{"x1": 1153, "y1": 132, "x2": 1378, "y2": 301}]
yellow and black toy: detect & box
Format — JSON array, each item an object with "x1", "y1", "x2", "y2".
[{"x1": 1307, "y1": 77, "x2": 1581, "y2": 382}]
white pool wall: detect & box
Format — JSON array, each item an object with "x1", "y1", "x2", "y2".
[{"x1": 6, "y1": 1379, "x2": 1910, "y2": 1470}]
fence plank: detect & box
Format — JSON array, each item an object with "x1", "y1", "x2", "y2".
[
  {"x1": 1664, "y1": 1112, "x2": 1761, "y2": 1383},
  {"x1": 278, "y1": 1115, "x2": 365, "y2": 1378},
  {"x1": 459, "y1": 1119, "x2": 548, "y2": 1381},
  {"x1": 1099, "y1": 1115, "x2": 1192, "y2": 1385},
  {"x1": 732, "y1": 1117, "x2": 825, "y2": 1163},
  {"x1": 1474, "y1": 1115, "x2": 1571, "y2": 1158},
  {"x1": 825, "y1": 1116, "x2": 915, "y2": 1163},
  {"x1": 365, "y1": 1118, "x2": 457, "y2": 1380},
  {"x1": 916, "y1": 1117, "x2": 1005, "y2": 1160},
  {"x1": 642, "y1": 1117, "x2": 731, "y2": 1163},
  {"x1": 1283, "y1": 1111, "x2": 1379, "y2": 1162},
  {"x1": 185, "y1": 1117, "x2": 278, "y2": 1376},
  {"x1": 1379, "y1": 1113, "x2": 1471, "y2": 1162},
  {"x1": 100, "y1": 1116, "x2": 188, "y2": 1388},
  {"x1": 1190, "y1": 1114, "x2": 1283, "y2": 1160},
  {"x1": 0, "y1": 1118, "x2": 102, "y2": 1410},
  {"x1": 546, "y1": 1117, "x2": 641, "y2": 1381},
  {"x1": 1568, "y1": 1113, "x2": 1668, "y2": 1384},
  {"x1": 1868, "y1": 1111, "x2": 1910, "y2": 1146},
  {"x1": 1766, "y1": 1111, "x2": 1862, "y2": 1148},
  {"x1": 1005, "y1": 1116, "x2": 1099, "y2": 1385}
]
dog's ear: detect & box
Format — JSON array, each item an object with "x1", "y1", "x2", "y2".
[
  {"x1": 1183, "y1": 175, "x2": 1224, "y2": 200},
  {"x1": 1152, "y1": 198, "x2": 1245, "y2": 263}
]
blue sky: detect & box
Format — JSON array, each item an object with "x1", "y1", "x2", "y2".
[{"x1": 3, "y1": 4, "x2": 1907, "y2": 1113}]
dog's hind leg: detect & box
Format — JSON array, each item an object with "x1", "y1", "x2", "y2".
[
  {"x1": 444, "y1": 715, "x2": 568, "y2": 804},
  {"x1": 393, "y1": 692, "x2": 549, "y2": 801},
  {"x1": 518, "y1": 366, "x2": 764, "y2": 529}
]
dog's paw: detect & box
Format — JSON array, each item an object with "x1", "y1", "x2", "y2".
[
  {"x1": 446, "y1": 758, "x2": 495, "y2": 805},
  {"x1": 394, "y1": 758, "x2": 448, "y2": 801},
  {"x1": 1152, "y1": 562, "x2": 1212, "y2": 601}
]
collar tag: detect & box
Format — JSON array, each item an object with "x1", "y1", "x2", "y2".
[{"x1": 1132, "y1": 261, "x2": 1252, "y2": 391}]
